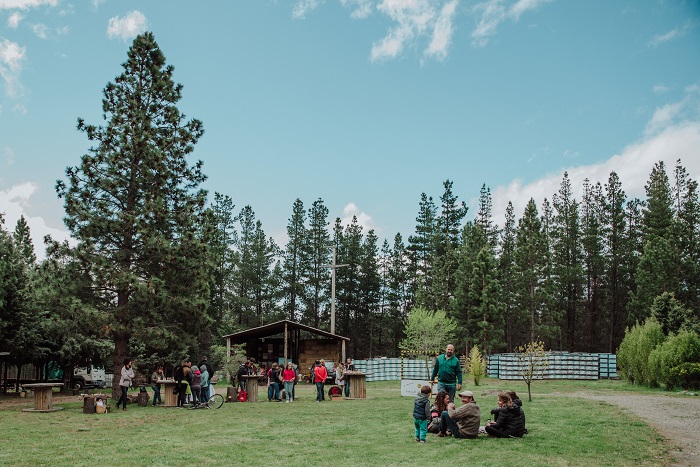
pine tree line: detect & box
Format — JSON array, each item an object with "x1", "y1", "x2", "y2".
[{"x1": 2, "y1": 34, "x2": 699, "y2": 384}]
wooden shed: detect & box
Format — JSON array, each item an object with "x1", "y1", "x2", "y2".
[{"x1": 223, "y1": 320, "x2": 350, "y2": 377}]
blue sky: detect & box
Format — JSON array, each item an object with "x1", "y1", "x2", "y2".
[{"x1": 1, "y1": 0, "x2": 700, "y2": 259}]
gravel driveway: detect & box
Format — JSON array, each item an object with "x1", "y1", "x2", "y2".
[{"x1": 568, "y1": 392, "x2": 700, "y2": 467}]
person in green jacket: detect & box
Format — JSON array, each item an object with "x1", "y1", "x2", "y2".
[{"x1": 431, "y1": 344, "x2": 462, "y2": 402}]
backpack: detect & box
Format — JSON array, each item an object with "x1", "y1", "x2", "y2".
[{"x1": 237, "y1": 390, "x2": 248, "y2": 402}]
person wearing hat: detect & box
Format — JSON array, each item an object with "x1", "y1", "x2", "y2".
[
  {"x1": 438, "y1": 390, "x2": 480, "y2": 439},
  {"x1": 430, "y1": 344, "x2": 462, "y2": 403}
]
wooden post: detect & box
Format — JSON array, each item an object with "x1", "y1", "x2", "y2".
[{"x1": 284, "y1": 321, "x2": 288, "y2": 366}]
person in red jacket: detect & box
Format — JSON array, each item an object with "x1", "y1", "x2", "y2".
[{"x1": 313, "y1": 360, "x2": 327, "y2": 402}]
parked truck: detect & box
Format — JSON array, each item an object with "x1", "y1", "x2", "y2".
[{"x1": 46, "y1": 362, "x2": 107, "y2": 390}]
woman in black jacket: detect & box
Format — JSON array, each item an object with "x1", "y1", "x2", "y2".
[{"x1": 485, "y1": 393, "x2": 525, "y2": 438}]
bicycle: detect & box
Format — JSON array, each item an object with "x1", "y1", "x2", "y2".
[{"x1": 188, "y1": 392, "x2": 224, "y2": 410}]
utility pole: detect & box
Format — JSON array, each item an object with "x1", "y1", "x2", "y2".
[{"x1": 322, "y1": 245, "x2": 348, "y2": 335}]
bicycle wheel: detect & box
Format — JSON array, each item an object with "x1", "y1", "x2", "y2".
[{"x1": 207, "y1": 393, "x2": 224, "y2": 409}]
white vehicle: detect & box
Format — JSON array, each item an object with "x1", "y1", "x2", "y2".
[{"x1": 73, "y1": 365, "x2": 106, "y2": 390}]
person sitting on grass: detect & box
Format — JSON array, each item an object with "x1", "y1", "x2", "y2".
[
  {"x1": 413, "y1": 385, "x2": 432, "y2": 443},
  {"x1": 484, "y1": 393, "x2": 525, "y2": 438},
  {"x1": 428, "y1": 390, "x2": 450, "y2": 434},
  {"x1": 439, "y1": 390, "x2": 480, "y2": 439},
  {"x1": 507, "y1": 391, "x2": 527, "y2": 434}
]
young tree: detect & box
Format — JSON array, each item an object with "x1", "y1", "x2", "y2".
[
  {"x1": 467, "y1": 345, "x2": 485, "y2": 386},
  {"x1": 516, "y1": 340, "x2": 550, "y2": 402},
  {"x1": 55, "y1": 33, "x2": 209, "y2": 393},
  {"x1": 399, "y1": 307, "x2": 457, "y2": 376}
]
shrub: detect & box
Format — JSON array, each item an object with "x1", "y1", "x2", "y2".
[
  {"x1": 467, "y1": 346, "x2": 485, "y2": 386},
  {"x1": 653, "y1": 330, "x2": 700, "y2": 390},
  {"x1": 617, "y1": 318, "x2": 665, "y2": 385},
  {"x1": 667, "y1": 362, "x2": 700, "y2": 390}
]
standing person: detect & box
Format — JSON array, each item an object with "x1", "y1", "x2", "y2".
[
  {"x1": 430, "y1": 344, "x2": 462, "y2": 403},
  {"x1": 237, "y1": 361, "x2": 250, "y2": 392},
  {"x1": 200, "y1": 356, "x2": 214, "y2": 383},
  {"x1": 485, "y1": 393, "x2": 525, "y2": 438},
  {"x1": 116, "y1": 358, "x2": 134, "y2": 411},
  {"x1": 439, "y1": 390, "x2": 480, "y2": 439},
  {"x1": 150, "y1": 365, "x2": 164, "y2": 407},
  {"x1": 282, "y1": 362, "x2": 296, "y2": 403},
  {"x1": 313, "y1": 360, "x2": 327, "y2": 402},
  {"x1": 335, "y1": 362, "x2": 345, "y2": 396},
  {"x1": 174, "y1": 360, "x2": 189, "y2": 408},
  {"x1": 267, "y1": 363, "x2": 280, "y2": 402},
  {"x1": 190, "y1": 366, "x2": 202, "y2": 404},
  {"x1": 413, "y1": 385, "x2": 432, "y2": 443},
  {"x1": 344, "y1": 358, "x2": 355, "y2": 397},
  {"x1": 199, "y1": 364, "x2": 210, "y2": 402}
]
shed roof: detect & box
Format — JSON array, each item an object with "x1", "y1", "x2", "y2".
[{"x1": 223, "y1": 320, "x2": 349, "y2": 342}]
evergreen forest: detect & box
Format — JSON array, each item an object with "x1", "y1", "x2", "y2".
[{"x1": 2, "y1": 33, "x2": 699, "y2": 382}]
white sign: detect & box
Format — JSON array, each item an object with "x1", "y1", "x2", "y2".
[{"x1": 400, "y1": 379, "x2": 437, "y2": 397}]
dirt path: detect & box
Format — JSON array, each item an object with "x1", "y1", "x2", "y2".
[{"x1": 566, "y1": 393, "x2": 700, "y2": 467}]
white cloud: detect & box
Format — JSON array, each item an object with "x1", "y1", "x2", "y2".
[
  {"x1": 293, "y1": 0, "x2": 325, "y2": 19},
  {"x1": 471, "y1": 0, "x2": 551, "y2": 47},
  {"x1": 424, "y1": 0, "x2": 458, "y2": 60},
  {"x1": 0, "y1": 38, "x2": 26, "y2": 97},
  {"x1": 371, "y1": 0, "x2": 435, "y2": 62},
  {"x1": 0, "y1": 182, "x2": 72, "y2": 261},
  {"x1": 490, "y1": 92, "x2": 700, "y2": 224},
  {"x1": 106, "y1": 10, "x2": 148, "y2": 42},
  {"x1": 31, "y1": 23, "x2": 48, "y2": 39},
  {"x1": 7, "y1": 12, "x2": 23, "y2": 28},
  {"x1": 91, "y1": 0, "x2": 105, "y2": 10},
  {"x1": 12, "y1": 103, "x2": 26, "y2": 113},
  {"x1": 649, "y1": 20, "x2": 696, "y2": 48},
  {"x1": 340, "y1": 202, "x2": 378, "y2": 233},
  {"x1": 653, "y1": 84, "x2": 669, "y2": 93},
  {"x1": 341, "y1": 0, "x2": 373, "y2": 19},
  {"x1": 644, "y1": 101, "x2": 683, "y2": 137},
  {"x1": 0, "y1": 0, "x2": 56, "y2": 9}
]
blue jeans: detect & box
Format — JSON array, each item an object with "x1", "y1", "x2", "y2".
[
  {"x1": 344, "y1": 380, "x2": 350, "y2": 397},
  {"x1": 284, "y1": 381, "x2": 294, "y2": 401},
  {"x1": 438, "y1": 383, "x2": 456, "y2": 403},
  {"x1": 151, "y1": 384, "x2": 161, "y2": 405},
  {"x1": 414, "y1": 418, "x2": 428, "y2": 441},
  {"x1": 315, "y1": 382, "x2": 324, "y2": 401},
  {"x1": 440, "y1": 411, "x2": 463, "y2": 438},
  {"x1": 268, "y1": 382, "x2": 279, "y2": 401}
]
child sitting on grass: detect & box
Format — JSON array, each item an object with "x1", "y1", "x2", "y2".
[{"x1": 413, "y1": 385, "x2": 432, "y2": 443}]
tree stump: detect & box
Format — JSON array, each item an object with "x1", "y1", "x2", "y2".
[
  {"x1": 137, "y1": 392, "x2": 149, "y2": 406},
  {"x1": 226, "y1": 386, "x2": 237, "y2": 402},
  {"x1": 83, "y1": 397, "x2": 96, "y2": 414}
]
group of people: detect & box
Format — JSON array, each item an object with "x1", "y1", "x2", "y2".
[
  {"x1": 168, "y1": 357, "x2": 214, "y2": 408},
  {"x1": 412, "y1": 343, "x2": 527, "y2": 443},
  {"x1": 312, "y1": 358, "x2": 356, "y2": 401}
]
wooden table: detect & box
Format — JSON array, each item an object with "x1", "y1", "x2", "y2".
[
  {"x1": 344, "y1": 371, "x2": 369, "y2": 399},
  {"x1": 156, "y1": 380, "x2": 179, "y2": 407},
  {"x1": 241, "y1": 375, "x2": 260, "y2": 402},
  {"x1": 22, "y1": 383, "x2": 64, "y2": 412}
]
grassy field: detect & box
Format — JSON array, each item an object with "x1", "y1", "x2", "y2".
[{"x1": 0, "y1": 378, "x2": 672, "y2": 466}]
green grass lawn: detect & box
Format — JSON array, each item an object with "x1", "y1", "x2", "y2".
[{"x1": 0, "y1": 378, "x2": 671, "y2": 466}]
